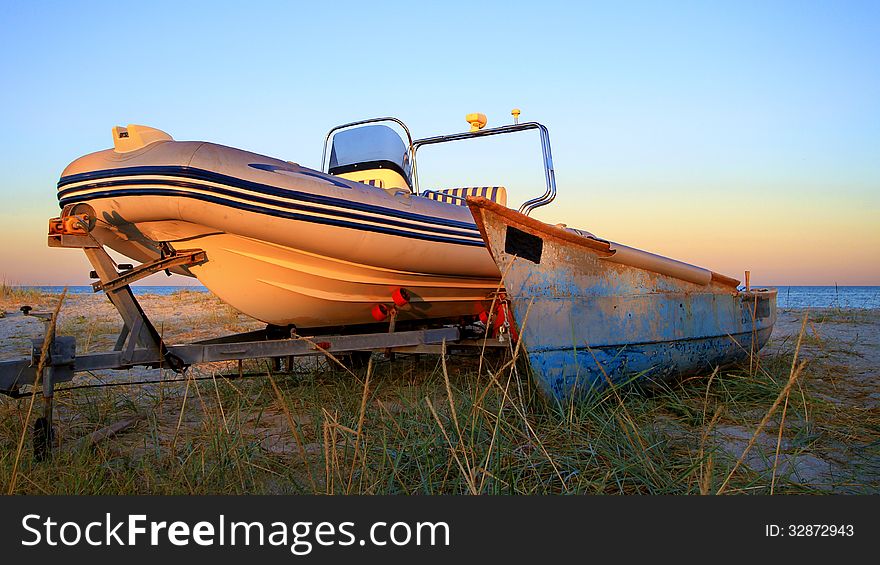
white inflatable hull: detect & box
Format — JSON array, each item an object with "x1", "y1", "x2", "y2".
[{"x1": 58, "y1": 140, "x2": 501, "y2": 327}]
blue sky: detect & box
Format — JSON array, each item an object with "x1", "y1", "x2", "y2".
[{"x1": 1, "y1": 0, "x2": 878, "y2": 284}]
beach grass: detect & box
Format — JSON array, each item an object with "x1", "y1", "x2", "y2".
[
  {"x1": 0, "y1": 281, "x2": 44, "y2": 309},
  {"x1": 2, "y1": 306, "x2": 873, "y2": 495}
]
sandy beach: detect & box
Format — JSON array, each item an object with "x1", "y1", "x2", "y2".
[{"x1": 1, "y1": 289, "x2": 877, "y2": 494}]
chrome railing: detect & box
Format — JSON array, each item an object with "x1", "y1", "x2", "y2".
[
  {"x1": 322, "y1": 118, "x2": 557, "y2": 216},
  {"x1": 411, "y1": 122, "x2": 556, "y2": 215}
]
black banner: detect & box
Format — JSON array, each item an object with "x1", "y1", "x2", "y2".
[{"x1": 0, "y1": 496, "x2": 874, "y2": 562}]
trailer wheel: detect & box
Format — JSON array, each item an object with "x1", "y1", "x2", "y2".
[
  {"x1": 164, "y1": 353, "x2": 187, "y2": 373},
  {"x1": 346, "y1": 350, "x2": 372, "y2": 371}
]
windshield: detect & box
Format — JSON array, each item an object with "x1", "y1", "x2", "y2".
[{"x1": 328, "y1": 125, "x2": 412, "y2": 186}]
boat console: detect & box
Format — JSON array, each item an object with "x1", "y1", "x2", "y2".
[{"x1": 327, "y1": 124, "x2": 413, "y2": 191}]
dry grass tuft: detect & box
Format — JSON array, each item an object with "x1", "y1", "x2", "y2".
[{"x1": 0, "y1": 301, "x2": 876, "y2": 495}]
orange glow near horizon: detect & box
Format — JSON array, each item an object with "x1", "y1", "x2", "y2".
[
  {"x1": 2, "y1": 180, "x2": 876, "y2": 287},
  {"x1": 535, "y1": 185, "x2": 879, "y2": 286}
]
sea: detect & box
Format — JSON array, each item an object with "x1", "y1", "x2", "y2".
[{"x1": 18, "y1": 285, "x2": 880, "y2": 309}]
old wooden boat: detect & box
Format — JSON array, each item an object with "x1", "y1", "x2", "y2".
[{"x1": 467, "y1": 196, "x2": 777, "y2": 402}]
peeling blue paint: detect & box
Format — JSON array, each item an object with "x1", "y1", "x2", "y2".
[
  {"x1": 525, "y1": 327, "x2": 773, "y2": 401},
  {"x1": 470, "y1": 201, "x2": 777, "y2": 402}
]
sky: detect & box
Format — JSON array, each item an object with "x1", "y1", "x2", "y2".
[{"x1": 0, "y1": 0, "x2": 877, "y2": 286}]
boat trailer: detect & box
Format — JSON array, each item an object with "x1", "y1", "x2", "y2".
[{"x1": 0, "y1": 216, "x2": 508, "y2": 458}]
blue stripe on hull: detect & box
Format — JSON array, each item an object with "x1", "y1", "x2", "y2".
[
  {"x1": 57, "y1": 165, "x2": 480, "y2": 232},
  {"x1": 527, "y1": 327, "x2": 773, "y2": 402},
  {"x1": 59, "y1": 188, "x2": 487, "y2": 247},
  {"x1": 59, "y1": 180, "x2": 482, "y2": 240}
]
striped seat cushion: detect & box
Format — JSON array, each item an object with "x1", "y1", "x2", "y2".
[{"x1": 423, "y1": 186, "x2": 507, "y2": 207}]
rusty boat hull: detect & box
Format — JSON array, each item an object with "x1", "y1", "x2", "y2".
[{"x1": 467, "y1": 197, "x2": 777, "y2": 402}]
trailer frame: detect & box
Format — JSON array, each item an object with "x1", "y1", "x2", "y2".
[{"x1": 1, "y1": 220, "x2": 506, "y2": 457}]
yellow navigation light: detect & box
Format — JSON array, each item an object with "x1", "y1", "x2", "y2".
[
  {"x1": 466, "y1": 113, "x2": 487, "y2": 132},
  {"x1": 511, "y1": 108, "x2": 521, "y2": 124}
]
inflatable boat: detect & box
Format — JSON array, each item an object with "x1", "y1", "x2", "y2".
[{"x1": 56, "y1": 117, "x2": 546, "y2": 328}]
